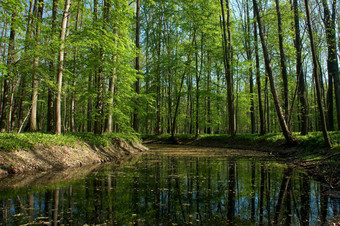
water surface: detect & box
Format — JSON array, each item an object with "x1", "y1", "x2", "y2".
[{"x1": 0, "y1": 144, "x2": 339, "y2": 225}]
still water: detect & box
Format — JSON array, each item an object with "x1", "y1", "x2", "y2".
[{"x1": 0, "y1": 145, "x2": 339, "y2": 225}]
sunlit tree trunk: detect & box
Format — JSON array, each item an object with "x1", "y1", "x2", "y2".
[
  {"x1": 293, "y1": 0, "x2": 308, "y2": 135},
  {"x1": 0, "y1": 12, "x2": 16, "y2": 132},
  {"x1": 30, "y1": 0, "x2": 44, "y2": 132},
  {"x1": 304, "y1": 0, "x2": 332, "y2": 148},
  {"x1": 55, "y1": 0, "x2": 71, "y2": 135},
  {"x1": 246, "y1": 0, "x2": 255, "y2": 134},
  {"x1": 275, "y1": 0, "x2": 289, "y2": 124},
  {"x1": 71, "y1": 0, "x2": 82, "y2": 132},
  {"x1": 254, "y1": 19, "x2": 266, "y2": 135},
  {"x1": 253, "y1": 0, "x2": 296, "y2": 145},
  {"x1": 133, "y1": 0, "x2": 141, "y2": 133}
]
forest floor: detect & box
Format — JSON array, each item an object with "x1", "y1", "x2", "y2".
[
  {"x1": 0, "y1": 133, "x2": 148, "y2": 176},
  {"x1": 143, "y1": 132, "x2": 340, "y2": 190}
]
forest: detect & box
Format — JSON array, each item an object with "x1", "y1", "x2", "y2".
[{"x1": 0, "y1": 0, "x2": 339, "y2": 147}]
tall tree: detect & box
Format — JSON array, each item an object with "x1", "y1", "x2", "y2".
[
  {"x1": 220, "y1": 0, "x2": 235, "y2": 136},
  {"x1": 0, "y1": 12, "x2": 16, "y2": 132},
  {"x1": 274, "y1": 0, "x2": 289, "y2": 124},
  {"x1": 254, "y1": 16, "x2": 266, "y2": 135},
  {"x1": 47, "y1": 0, "x2": 59, "y2": 132},
  {"x1": 304, "y1": 0, "x2": 332, "y2": 148},
  {"x1": 293, "y1": 0, "x2": 308, "y2": 135},
  {"x1": 133, "y1": 0, "x2": 141, "y2": 133},
  {"x1": 29, "y1": 0, "x2": 44, "y2": 132},
  {"x1": 253, "y1": 0, "x2": 296, "y2": 144},
  {"x1": 55, "y1": 0, "x2": 71, "y2": 135},
  {"x1": 322, "y1": 0, "x2": 340, "y2": 131}
]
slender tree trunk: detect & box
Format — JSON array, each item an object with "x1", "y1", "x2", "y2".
[
  {"x1": 17, "y1": 0, "x2": 34, "y2": 130},
  {"x1": 322, "y1": 0, "x2": 340, "y2": 131},
  {"x1": 94, "y1": 0, "x2": 107, "y2": 135},
  {"x1": 226, "y1": 0, "x2": 235, "y2": 136},
  {"x1": 70, "y1": 0, "x2": 81, "y2": 132},
  {"x1": 133, "y1": 0, "x2": 140, "y2": 132},
  {"x1": 246, "y1": 0, "x2": 255, "y2": 134},
  {"x1": 293, "y1": 0, "x2": 308, "y2": 135},
  {"x1": 207, "y1": 56, "x2": 212, "y2": 134},
  {"x1": 0, "y1": 12, "x2": 16, "y2": 132},
  {"x1": 254, "y1": 20, "x2": 266, "y2": 135},
  {"x1": 105, "y1": 28, "x2": 117, "y2": 133},
  {"x1": 253, "y1": 0, "x2": 296, "y2": 145},
  {"x1": 304, "y1": 0, "x2": 332, "y2": 148},
  {"x1": 47, "y1": 0, "x2": 59, "y2": 132},
  {"x1": 55, "y1": 0, "x2": 71, "y2": 135},
  {"x1": 30, "y1": 0, "x2": 44, "y2": 132},
  {"x1": 221, "y1": 0, "x2": 235, "y2": 136},
  {"x1": 275, "y1": 0, "x2": 289, "y2": 124},
  {"x1": 155, "y1": 24, "x2": 162, "y2": 135}
]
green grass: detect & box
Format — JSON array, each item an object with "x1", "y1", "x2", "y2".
[
  {"x1": 0, "y1": 132, "x2": 139, "y2": 152},
  {"x1": 142, "y1": 131, "x2": 340, "y2": 161}
]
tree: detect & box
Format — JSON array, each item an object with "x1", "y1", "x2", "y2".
[
  {"x1": 55, "y1": 0, "x2": 71, "y2": 135},
  {"x1": 0, "y1": 11, "x2": 16, "y2": 132},
  {"x1": 29, "y1": 0, "x2": 44, "y2": 132},
  {"x1": 133, "y1": 0, "x2": 141, "y2": 133},
  {"x1": 293, "y1": 0, "x2": 308, "y2": 135},
  {"x1": 253, "y1": 0, "x2": 296, "y2": 145},
  {"x1": 304, "y1": 0, "x2": 332, "y2": 148},
  {"x1": 321, "y1": 0, "x2": 340, "y2": 131}
]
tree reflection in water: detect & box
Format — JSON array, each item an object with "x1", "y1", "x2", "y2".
[{"x1": 0, "y1": 147, "x2": 338, "y2": 225}]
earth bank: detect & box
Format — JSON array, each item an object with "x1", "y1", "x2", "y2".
[{"x1": 0, "y1": 138, "x2": 148, "y2": 176}]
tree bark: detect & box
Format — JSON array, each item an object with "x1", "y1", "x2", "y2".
[
  {"x1": 253, "y1": 0, "x2": 296, "y2": 145},
  {"x1": 55, "y1": 0, "x2": 71, "y2": 135},
  {"x1": 133, "y1": 0, "x2": 141, "y2": 132},
  {"x1": 275, "y1": 0, "x2": 289, "y2": 124},
  {"x1": 246, "y1": 0, "x2": 255, "y2": 134},
  {"x1": 254, "y1": 18, "x2": 266, "y2": 135},
  {"x1": 304, "y1": 0, "x2": 332, "y2": 148},
  {"x1": 322, "y1": 0, "x2": 340, "y2": 131},
  {"x1": 0, "y1": 12, "x2": 16, "y2": 132},
  {"x1": 30, "y1": 0, "x2": 44, "y2": 132},
  {"x1": 293, "y1": 0, "x2": 308, "y2": 135}
]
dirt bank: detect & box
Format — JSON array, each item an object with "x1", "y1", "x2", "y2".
[{"x1": 0, "y1": 138, "x2": 148, "y2": 176}]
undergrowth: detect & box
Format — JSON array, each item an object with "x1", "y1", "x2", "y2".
[{"x1": 0, "y1": 132, "x2": 139, "y2": 152}]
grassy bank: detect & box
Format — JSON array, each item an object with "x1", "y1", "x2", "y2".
[
  {"x1": 142, "y1": 132, "x2": 340, "y2": 160},
  {"x1": 0, "y1": 132, "x2": 139, "y2": 152},
  {"x1": 0, "y1": 132, "x2": 144, "y2": 175}
]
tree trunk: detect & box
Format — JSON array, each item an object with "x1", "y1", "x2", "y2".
[
  {"x1": 55, "y1": 0, "x2": 71, "y2": 135},
  {"x1": 0, "y1": 12, "x2": 16, "y2": 132},
  {"x1": 254, "y1": 19, "x2": 266, "y2": 135},
  {"x1": 275, "y1": 0, "x2": 289, "y2": 124},
  {"x1": 47, "y1": 0, "x2": 59, "y2": 132},
  {"x1": 304, "y1": 0, "x2": 332, "y2": 148},
  {"x1": 133, "y1": 0, "x2": 140, "y2": 132},
  {"x1": 30, "y1": 0, "x2": 44, "y2": 132},
  {"x1": 246, "y1": 0, "x2": 255, "y2": 134},
  {"x1": 322, "y1": 0, "x2": 340, "y2": 131},
  {"x1": 253, "y1": 0, "x2": 296, "y2": 145},
  {"x1": 293, "y1": 0, "x2": 308, "y2": 135},
  {"x1": 221, "y1": 0, "x2": 235, "y2": 136},
  {"x1": 70, "y1": 0, "x2": 81, "y2": 132}
]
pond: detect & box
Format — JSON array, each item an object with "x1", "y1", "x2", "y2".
[{"x1": 0, "y1": 144, "x2": 339, "y2": 225}]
